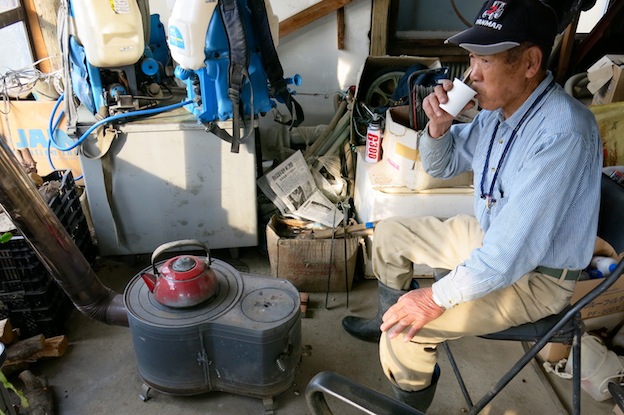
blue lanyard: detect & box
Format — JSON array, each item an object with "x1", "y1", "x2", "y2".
[{"x1": 479, "y1": 80, "x2": 555, "y2": 209}]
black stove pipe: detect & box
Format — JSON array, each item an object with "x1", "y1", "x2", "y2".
[{"x1": 0, "y1": 139, "x2": 128, "y2": 326}]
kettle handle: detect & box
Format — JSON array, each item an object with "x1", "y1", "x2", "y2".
[{"x1": 150, "y1": 239, "x2": 212, "y2": 275}]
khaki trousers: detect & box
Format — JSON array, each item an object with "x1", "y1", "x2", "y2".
[{"x1": 373, "y1": 215, "x2": 576, "y2": 391}]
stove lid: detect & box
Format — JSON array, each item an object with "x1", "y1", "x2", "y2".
[{"x1": 241, "y1": 288, "x2": 297, "y2": 323}]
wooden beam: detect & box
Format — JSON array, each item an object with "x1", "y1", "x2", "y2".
[
  {"x1": 370, "y1": 0, "x2": 391, "y2": 56},
  {"x1": 279, "y1": 0, "x2": 353, "y2": 38},
  {"x1": 0, "y1": 7, "x2": 23, "y2": 29}
]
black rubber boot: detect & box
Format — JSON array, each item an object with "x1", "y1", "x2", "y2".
[
  {"x1": 391, "y1": 364, "x2": 440, "y2": 413},
  {"x1": 341, "y1": 281, "x2": 408, "y2": 342}
]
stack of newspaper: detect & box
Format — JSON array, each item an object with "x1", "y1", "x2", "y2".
[{"x1": 258, "y1": 151, "x2": 343, "y2": 227}]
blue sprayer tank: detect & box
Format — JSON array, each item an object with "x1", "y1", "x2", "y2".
[{"x1": 168, "y1": 0, "x2": 273, "y2": 123}]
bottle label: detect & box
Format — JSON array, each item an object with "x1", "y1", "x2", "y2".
[
  {"x1": 168, "y1": 26, "x2": 186, "y2": 50},
  {"x1": 365, "y1": 129, "x2": 382, "y2": 163}
]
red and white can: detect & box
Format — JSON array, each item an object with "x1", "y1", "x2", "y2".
[{"x1": 364, "y1": 118, "x2": 382, "y2": 163}]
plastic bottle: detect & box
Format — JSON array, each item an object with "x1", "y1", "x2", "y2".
[
  {"x1": 590, "y1": 256, "x2": 618, "y2": 277},
  {"x1": 167, "y1": 0, "x2": 218, "y2": 71},
  {"x1": 364, "y1": 115, "x2": 383, "y2": 163},
  {"x1": 565, "y1": 334, "x2": 624, "y2": 402},
  {"x1": 71, "y1": 0, "x2": 145, "y2": 67}
]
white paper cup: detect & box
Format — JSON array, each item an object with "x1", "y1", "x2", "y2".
[{"x1": 439, "y1": 78, "x2": 477, "y2": 118}]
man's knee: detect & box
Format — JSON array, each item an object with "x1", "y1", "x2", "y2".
[{"x1": 374, "y1": 218, "x2": 406, "y2": 245}]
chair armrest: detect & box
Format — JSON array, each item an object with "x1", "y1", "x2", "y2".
[
  {"x1": 305, "y1": 371, "x2": 425, "y2": 415},
  {"x1": 609, "y1": 381, "x2": 624, "y2": 411}
]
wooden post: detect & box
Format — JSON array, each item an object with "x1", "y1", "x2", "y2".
[
  {"x1": 555, "y1": 15, "x2": 580, "y2": 85},
  {"x1": 337, "y1": 7, "x2": 346, "y2": 50},
  {"x1": 25, "y1": 0, "x2": 62, "y2": 72},
  {"x1": 370, "y1": 0, "x2": 391, "y2": 56}
]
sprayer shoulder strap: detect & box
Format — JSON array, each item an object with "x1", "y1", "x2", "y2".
[
  {"x1": 58, "y1": 1, "x2": 79, "y2": 135},
  {"x1": 248, "y1": 0, "x2": 304, "y2": 129},
  {"x1": 217, "y1": 0, "x2": 304, "y2": 151},
  {"x1": 218, "y1": 0, "x2": 249, "y2": 153}
]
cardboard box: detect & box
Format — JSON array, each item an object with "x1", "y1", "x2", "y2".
[
  {"x1": 0, "y1": 101, "x2": 83, "y2": 183},
  {"x1": 588, "y1": 55, "x2": 624, "y2": 105},
  {"x1": 353, "y1": 146, "x2": 474, "y2": 278},
  {"x1": 587, "y1": 55, "x2": 624, "y2": 93},
  {"x1": 537, "y1": 342, "x2": 571, "y2": 363},
  {"x1": 383, "y1": 106, "x2": 473, "y2": 191},
  {"x1": 592, "y1": 65, "x2": 624, "y2": 105},
  {"x1": 351, "y1": 55, "x2": 441, "y2": 144},
  {"x1": 353, "y1": 147, "x2": 474, "y2": 223},
  {"x1": 570, "y1": 273, "x2": 624, "y2": 319},
  {"x1": 266, "y1": 215, "x2": 359, "y2": 292}
]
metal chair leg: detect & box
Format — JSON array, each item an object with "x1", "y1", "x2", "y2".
[
  {"x1": 571, "y1": 315, "x2": 582, "y2": 415},
  {"x1": 442, "y1": 341, "x2": 474, "y2": 408}
]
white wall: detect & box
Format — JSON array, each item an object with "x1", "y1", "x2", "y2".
[{"x1": 150, "y1": 0, "x2": 372, "y2": 125}]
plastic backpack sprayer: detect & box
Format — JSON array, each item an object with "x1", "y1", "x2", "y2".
[
  {"x1": 167, "y1": 0, "x2": 304, "y2": 152},
  {"x1": 57, "y1": 0, "x2": 303, "y2": 155},
  {"x1": 63, "y1": 0, "x2": 174, "y2": 118}
]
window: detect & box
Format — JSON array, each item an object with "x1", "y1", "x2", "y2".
[
  {"x1": 1, "y1": 0, "x2": 35, "y2": 98},
  {"x1": 386, "y1": 0, "x2": 611, "y2": 58},
  {"x1": 386, "y1": 0, "x2": 483, "y2": 58},
  {"x1": 577, "y1": 0, "x2": 610, "y2": 33},
  {"x1": 0, "y1": 0, "x2": 34, "y2": 71}
]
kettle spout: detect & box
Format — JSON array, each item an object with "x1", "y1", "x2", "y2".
[{"x1": 140, "y1": 273, "x2": 157, "y2": 292}]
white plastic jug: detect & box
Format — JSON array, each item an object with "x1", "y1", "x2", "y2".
[
  {"x1": 71, "y1": 0, "x2": 145, "y2": 68},
  {"x1": 168, "y1": 0, "x2": 218, "y2": 71},
  {"x1": 566, "y1": 334, "x2": 624, "y2": 401}
]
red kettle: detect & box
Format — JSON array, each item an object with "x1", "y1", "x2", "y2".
[{"x1": 140, "y1": 239, "x2": 219, "y2": 308}]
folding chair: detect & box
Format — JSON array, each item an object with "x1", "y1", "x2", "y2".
[
  {"x1": 306, "y1": 371, "x2": 425, "y2": 415},
  {"x1": 435, "y1": 172, "x2": 624, "y2": 415},
  {"x1": 305, "y1": 173, "x2": 624, "y2": 415},
  {"x1": 609, "y1": 381, "x2": 624, "y2": 412}
]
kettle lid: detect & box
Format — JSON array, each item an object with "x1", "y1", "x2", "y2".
[
  {"x1": 163, "y1": 255, "x2": 207, "y2": 281},
  {"x1": 172, "y1": 256, "x2": 197, "y2": 273}
]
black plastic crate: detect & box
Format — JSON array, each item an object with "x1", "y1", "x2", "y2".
[
  {"x1": 0, "y1": 169, "x2": 96, "y2": 291},
  {"x1": 0, "y1": 237, "x2": 41, "y2": 273},
  {"x1": 0, "y1": 170, "x2": 91, "y2": 337},
  {"x1": 3, "y1": 294, "x2": 73, "y2": 338},
  {"x1": 0, "y1": 278, "x2": 64, "y2": 311},
  {"x1": 0, "y1": 257, "x2": 46, "y2": 283},
  {"x1": 41, "y1": 170, "x2": 85, "y2": 235},
  {"x1": 1, "y1": 270, "x2": 51, "y2": 293}
]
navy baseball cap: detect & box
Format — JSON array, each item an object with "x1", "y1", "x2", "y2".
[{"x1": 445, "y1": 0, "x2": 559, "y2": 55}]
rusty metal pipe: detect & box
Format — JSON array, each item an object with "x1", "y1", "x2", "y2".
[{"x1": 0, "y1": 139, "x2": 128, "y2": 326}]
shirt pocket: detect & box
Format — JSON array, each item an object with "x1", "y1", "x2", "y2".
[{"x1": 488, "y1": 188, "x2": 508, "y2": 215}]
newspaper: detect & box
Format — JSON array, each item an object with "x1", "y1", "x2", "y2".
[{"x1": 258, "y1": 150, "x2": 343, "y2": 227}]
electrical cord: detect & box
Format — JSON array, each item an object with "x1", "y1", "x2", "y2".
[{"x1": 450, "y1": 0, "x2": 472, "y2": 28}]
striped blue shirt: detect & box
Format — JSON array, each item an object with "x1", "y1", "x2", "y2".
[{"x1": 420, "y1": 73, "x2": 603, "y2": 308}]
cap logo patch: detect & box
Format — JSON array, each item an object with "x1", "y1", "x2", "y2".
[
  {"x1": 475, "y1": 1, "x2": 506, "y2": 30},
  {"x1": 482, "y1": 1, "x2": 507, "y2": 20}
]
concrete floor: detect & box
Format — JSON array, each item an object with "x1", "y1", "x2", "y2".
[{"x1": 31, "y1": 247, "x2": 615, "y2": 415}]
